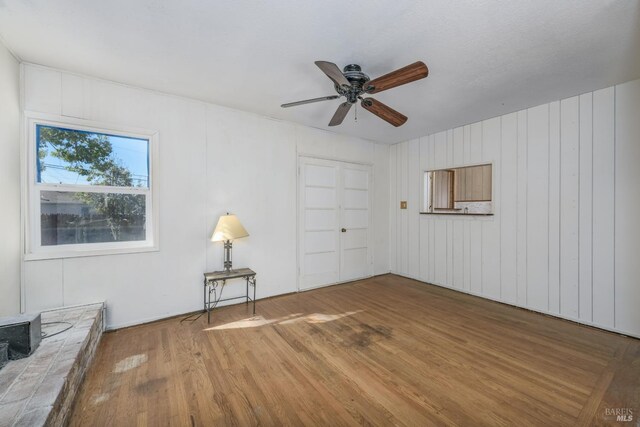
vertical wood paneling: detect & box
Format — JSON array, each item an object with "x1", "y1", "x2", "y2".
[
  {"x1": 526, "y1": 104, "x2": 550, "y2": 311},
  {"x1": 463, "y1": 125, "x2": 471, "y2": 164},
  {"x1": 500, "y1": 113, "x2": 518, "y2": 303},
  {"x1": 516, "y1": 110, "x2": 528, "y2": 306},
  {"x1": 548, "y1": 101, "x2": 561, "y2": 314},
  {"x1": 592, "y1": 87, "x2": 615, "y2": 327},
  {"x1": 419, "y1": 216, "x2": 429, "y2": 281},
  {"x1": 407, "y1": 139, "x2": 420, "y2": 278},
  {"x1": 469, "y1": 122, "x2": 483, "y2": 293},
  {"x1": 446, "y1": 220, "x2": 453, "y2": 285},
  {"x1": 481, "y1": 117, "x2": 501, "y2": 299},
  {"x1": 469, "y1": 221, "x2": 482, "y2": 293},
  {"x1": 560, "y1": 96, "x2": 580, "y2": 318},
  {"x1": 435, "y1": 223, "x2": 447, "y2": 284},
  {"x1": 452, "y1": 127, "x2": 465, "y2": 289},
  {"x1": 419, "y1": 137, "x2": 429, "y2": 281},
  {"x1": 428, "y1": 135, "x2": 436, "y2": 283},
  {"x1": 428, "y1": 218, "x2": 435, "y2": 283},
  {"x1": 446, "y1": 130, "x2": 454, "y2": 167},
  {"x1": 446, "y1": 130, "x2": 454, "y2": 286},
  {"x1": 388, "y1": 144, "x2": 397, "y2": 272},
  {"x1": 463, "y1": 219, "x2": 471, "y2": 291},
  {"x1": 429, "y1": 134, "x2": 436, "y2": 170},
  {"x1": 579, "y1": 93, "x2": 593, "y2": 321},
  {"x1": 435, "y1": 131, "x2": 447, "y2": 169},
  {"x1": 396, "y1": 142, "x2": 403, "y2": 274},
  {"x1": 615, "y1": 79, "x2": 640, "y2": 335},
  {"x1": 453, "y1": 127, "x2": 464, "y2": 166},
  {"x1": 452, "y1": 221, "x2": 464, "y2": 289},
  {"x1": 470, "y1": 123, "x2": 482, "y2": 163},
  {"x1": 433, "y1": 133, "x2": 447, "y2": 283},
  {"x1": 400, "y1": 141, "x2": 409, "y2": 275},
  {"x1": 389, "y1": 79, "x2": 640, "y2": 338}
]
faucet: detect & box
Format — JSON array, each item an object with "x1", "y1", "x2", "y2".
[{"x1": 464, "y1": 207, "x2": 469, "y2": 214}]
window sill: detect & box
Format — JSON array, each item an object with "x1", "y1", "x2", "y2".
[{"x1": 24, "y1": 245, "x2": 159, "y2": 261}]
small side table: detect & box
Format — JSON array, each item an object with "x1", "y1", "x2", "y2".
[{"x1": 203, "y1": 268, "x2": 256, "y2": 323}]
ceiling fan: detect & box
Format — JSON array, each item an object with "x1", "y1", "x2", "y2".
[{"x1": 281, "y1": 60, "x2": 429, "y2": 127}]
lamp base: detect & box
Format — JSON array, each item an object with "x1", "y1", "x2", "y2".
[{"x1": 223, "y1": 240, "x2": 233, "y2": 273}]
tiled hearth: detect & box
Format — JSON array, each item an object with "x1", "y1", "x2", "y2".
[{"x1": 0, "y1": 303, "x2": 104, "y2": 427}]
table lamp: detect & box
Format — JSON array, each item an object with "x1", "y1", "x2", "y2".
[{"x1": 211, "y1": 213, "x2": 249, "y2": 273}]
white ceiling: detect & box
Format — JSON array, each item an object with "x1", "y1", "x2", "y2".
[{"x1": 1, "y1": 1, "x2": 639, "y2": 144}]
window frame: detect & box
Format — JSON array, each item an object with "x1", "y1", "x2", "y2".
[{"x1": 23, "y1": 112, "x2": 159, "y2": 260}]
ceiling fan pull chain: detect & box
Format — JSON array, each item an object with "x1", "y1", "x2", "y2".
[{"x1": 355, "y1": 103, "x2": 358, "y2": 122}]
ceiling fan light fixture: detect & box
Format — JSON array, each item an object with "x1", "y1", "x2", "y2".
[{"x1": 281, "y1": 60, "x2": 428, "y2": 127}]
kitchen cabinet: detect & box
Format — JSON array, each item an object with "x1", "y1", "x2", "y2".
[
  {"x1": 433, "y1": 170, "x2": 454, "y2": 209},
  {"x1": 454, "y1": 164, "x2": 492, "y2": 202}
]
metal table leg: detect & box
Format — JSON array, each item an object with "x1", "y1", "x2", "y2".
[{"x1": 207, "y1": 280, "x2": 212, "y2": 324}]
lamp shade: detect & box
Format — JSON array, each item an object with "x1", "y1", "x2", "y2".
[{"x1": 211, "y1": 214, "x2": 249, "y2": 242}]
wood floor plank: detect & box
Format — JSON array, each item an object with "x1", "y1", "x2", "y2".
[{"x1": 69, "y1": 274, "x2": 640, "y2": 426}]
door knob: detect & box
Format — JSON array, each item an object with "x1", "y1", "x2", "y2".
[{"x1": 341, "y1": 228, "x2": 347, "y2": 232}]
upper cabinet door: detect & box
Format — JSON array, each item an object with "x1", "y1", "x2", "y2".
[
  {"x1": 433, "y1": 170, "x2": 453, "y2": 209},
  {"x1": 454, "y1": 167, "x2": 465, "y2": 202},
  {"x1": 481, "y1": 164, "x2": 492, "y2": 201},
  {"x1": 453, "y1": 164, "x2": 492, "y2": 202}
]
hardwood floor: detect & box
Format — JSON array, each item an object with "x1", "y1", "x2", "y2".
[{"x1": 69, "y1": 274, "x2": 639, "y2": 426}]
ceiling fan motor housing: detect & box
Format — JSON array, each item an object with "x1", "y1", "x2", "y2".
[{"x1": 335, "y1": 64, "x2": 369, "y2": 104}]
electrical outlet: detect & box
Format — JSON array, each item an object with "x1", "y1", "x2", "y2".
[{"x1": 400, "y1": 201, "x2": 407, "y2": 209}]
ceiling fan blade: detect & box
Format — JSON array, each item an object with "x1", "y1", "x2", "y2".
[
  {"x1": 281, "y1": 95, "x2": 340, "y2": 108},
  {"x1": 328, "y1": 102, "x2": 353, "y2": 127},
  {"x1": 315, "y1": 61, "x2": 352, "y2": 88},
  {"x1": 361, "y1": 98, "x2": 408, "y2": 127},
  {"x1": 364, "y1": 61, "x2": 429, "y2": 94}
]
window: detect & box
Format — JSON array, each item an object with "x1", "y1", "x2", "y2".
[
  {"x1": 424, "y1": 163, "x2": 493, "y2": 214},
  {"x1": 26, "y1": 115, "x2": 158, "y2": 258}
]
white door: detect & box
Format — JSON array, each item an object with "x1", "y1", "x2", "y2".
[
  {"x1": 298, "y1": 157, "x2": 372, "y2": 290},
  {"x1": 339, "y1": 163, "x2": 371, "y2": 282}
]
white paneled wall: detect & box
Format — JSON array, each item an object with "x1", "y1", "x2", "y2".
[
  {"x1": 0, "y1": 42, "x2": 20, "y2": 316},
  {"x1": 389, "y1": 79, "x2": 640, "y2": 338},
  {"x1": 20, "y1": 64, "x2": 389, "y2": 329}
]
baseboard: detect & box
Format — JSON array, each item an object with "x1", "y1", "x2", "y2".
[{"x1": 389, "y1": 271, "x2": 640, "y2": 340}]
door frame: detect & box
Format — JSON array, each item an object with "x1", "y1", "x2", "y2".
[{"x1": 297, "y1": 155, "x2": 374, "y2": 292}]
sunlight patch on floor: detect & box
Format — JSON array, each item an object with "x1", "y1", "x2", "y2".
[
  {"x1": 113, "y1": 353, "x2": 148, "y2": 373},
  {"x1": 204, "y1": 313, "x2": 301, "y2": 330},
  {"x1": 279, "y1": 311, "x2": 361, "y2": 325},
  {"x1": 91, "y1": 393, "x2": 110, "y2": 405},
  {"x1": 204, "y1": 310, "x2": 362, "y2": 331}
]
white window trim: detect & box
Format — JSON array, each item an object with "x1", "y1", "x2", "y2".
[{"x1": 23, "y1": 111, "x2": 160, "y2": 260}]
